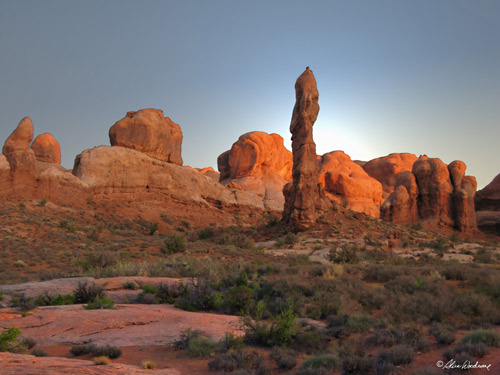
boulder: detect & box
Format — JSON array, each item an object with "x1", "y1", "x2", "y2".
[
  {"x1": 363, "y1": 153, "x2": 417, "y2": 194},
  {"x1": 109, "y1": 108, "x2": 183, "y2": 165},
  {"x1": 283, "y1": 68, "x2": 331, "y2": 230},
  {"x1": 31, "y1": 133, "x2": 61, "y2": 164},
  {"x1": 319, "y1": 151, "x2": 383, "y2": 217},
  {"x1": 217, "y1": 131, "x2": 292, "y2": 210}
]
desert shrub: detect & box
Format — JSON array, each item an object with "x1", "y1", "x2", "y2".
[
  {"x1": 34, "y1": 293, "x2": 75, "y2": 306},
  {"x1": 453, "y1": 291, "x2": 500, "y2": 325},
  {"x1": 208, "y1": 349, "x2": 269, "y2": 375},
  {"x1": 411, "y1": 368, "x2": 441, "y2": 375},
  {"x1": 20, "y1": 337, "x2": 36, "y2": 349},
  {"x1": 161, "y1": 234, "x2": 186, "y2": 254},
  {"x1": 346, "y1": 313, "x2": 374, "y2": 333},
  {"x1": 377, "y1": 345, "x2": 415, "y2": 366},
  {"x1": 31, "y1": 348, "x2": 49, "y2": 357},
  {"x1": 9, "y1": 294, "x2": 36, "y2": 311},
  {"x1": 136, "y1": 292, "x2": 158, "y2": 304},
  {"x1": 141, "y1": 284, "x2": 159, "y2": 295},
  {"x1": 219, "y1": 332, "x2": 245, "y2": 352},
  {"x1": 91, "y1": 345, "x2": 122, "y2": 359},
  {"x1": 295, "y1": 368, "x2": 329, "y2": 375},
  {"x1": 155, "y1": 282, "x2": 178, "y2": 303},
  {"x1": 270, "y1": 347, "x2": 297, "y2": 370},
  {"x1": 473, "y1": 247, "x2": 493, "y2": 263},
  {"x1": 443, "y1": 342, "x2": 489, "y2": 360},
  {"x1": 328, "y1": 244, "x2": 360, "y2": 264},
  {"x1": 0, "y1": 327, "x2": 21, "y2": 352},
  {"x1": 458, "y1": 330, "x2": 500, "y2": 347},
  {"x1": 292, "y1": 326, "x2": 329, "y2": 353},
  {"x1": 60, "y1": 219, "x2": 78, "y2": 233},
  {"x1": 73, "y1": 282, "x2": 105, "y2": 303},
  {"x1": 342, "y1": 355, "x2": 374, "y2": 375},
  {"x1": 224, "y1": 285, "x2": 256, "y2": 315},
  {"x1": 364, "y1": 265, "x2": 403, "y2": 282},
  {"x1": 367, "y1": 326, "x2": 429, "y2": 352},
  {"x1": 374, "y1": 360, "x2": 396, "y2": 375},
  {"x1": 186, "y1": 335, "x2": 218, "y2": 357},
  {"x1": 440, "y1": 264, "x2": 469, "y2": 281},
  {"x1": 299, "y1": 353, "x2": 339, "y2": 371},
  {"x1": 84, "y1": 297, "x2": 114, "y2": 310},
  {"x1": 70, "y1": 344, "x2": 96, "y2": 356},
  {"x1": 198, "y1": 227, "x2": 215, "y2": 240},
  {"x1": 173, "y1": 328, "x2": 203, "y2": 350},
  {"x1": 39, "y1": 198, "x2": 47, "y2": 207},
  {"x1": 93, "y1": 356, "x2": 110, "y2": 365},
  {"x1": 175, "y1": 280, "x2": 217, "y2": 311},
  {"x1": 122, "y1": 280, "x2": 138, "y2": 290},
  {"x1": 141, "y1": 360, "x2": 157, "y2": 369},
  {"x1": 429, "y1": 323, "x2": 456, "y2": 346},
  {"x1": 283, "y1": 232, "x2": 299, "y2": 245}
]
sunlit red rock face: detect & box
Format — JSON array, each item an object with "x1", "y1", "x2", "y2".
[
  {"x1": 381, "y1": 155, "x2": 477, "y2": 232},
  {"x1": 476, "y1": 173, "x2": 500, "y2": 234},
  {"x1": 283, "y1": 68, "x2": 331, "y2": 230},
  {"x1": 217, "y1": 131, "x2": 292, "y2": 210},
  {"x1": 31, "y1": 132, "x2": 61, "y2": 164},
  {"x1": 363, "y1": 153, "x2": 418, "y2": 195},
  {"x1": 2, "y1": 117, "x2": 37, "y2": 192},
  {"x1": 109, "y1": 108, "x2": 183, "y2": 165},
  {"x1": 319, "y1": 151, "x2": 383, "y2": 217}
]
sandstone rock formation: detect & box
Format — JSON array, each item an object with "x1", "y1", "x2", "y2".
[
  {"x1": 475, "y1": 173, "x2": 500, "y2": 234},
  {"x1": 2, "y1": 117, "x2": 37, "y2": 191},
  {"x1": 0, "y1": 353, "x2": 181, "y2": 375},
  {"x1": 109, "y1": 109, "x2": 183, "y2": 165},
  {"x1": 283, "y1": 68, "x2": 330, "y2": 230},
  {"x1": 381, "y1": 155, "x2": 477, "y2": 232},
  {"x1": 31, "y1": 132, "x2": 61, "y2": 164},
  {"x1": 319, "y1": 151, "x2": 383, "y2": 217},
  {"x1": 363, "y1": 153, "x2": 417, "y2": 194},
  {"x1": 217, "y1": 131, "x2": 292, "y2": 210}
]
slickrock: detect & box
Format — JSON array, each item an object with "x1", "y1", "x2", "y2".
[
  {"x1": 0, "y1": 304, "x2": 242, "y2": 347},
  {"x1": 0, "y1": 353, "x2": 180, "y2": 375},
  {"x1": 363, "y1": 153, "x2": 417, "y2": 194},
  {"x1": 283, "y1": 68, "x2": 331, "y2": 230},
  {"x1": 319, "y1": 150, "x2": 383, "y2": 217},
  {"x1": 109, "y1": 109, "x2": 183, "y2": 165},
  {"x1": 31, "y1": 133, "x2": 61, "y2": 164},
  {"x1": 476, "y1": 173, "x2": 500, "y2": 234},
  {"x1": 218, "y1": 131, "x2": 292, "y2": 210}
]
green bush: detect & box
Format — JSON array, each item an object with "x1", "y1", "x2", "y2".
[
  {"x1": 162, "y1": 234, "x2": 186, "y2": 254},
  {"x1": 299, "y1": 353, "x2": 339, "y2": 370},
  {"x1": 122, "y1": 281, "x2": 138, "y2": 290},
  {"x1": 70, "y1": 344, "x2": 96, "y2": 356},
  {"x1": 208, "y1": 349, "x2": 269, "y2": 375},
  {"x1": 377, "y1": 345, "x2": 415, "y2": 366},
  {"x1": 0, "y1": 327, "x2": 21, "y2": 352},
  {"x1": 90, "y1": 345, "x2": 122, "y2": 359},
  {"x1": 342, "y1": 355, "x2": 374, "y2": 375},
  {"x1": 459, "y1": 330, "x2": 500, "y2": 347},
  {"x1": 328, "y1": 244, "x2": 360, "y2": 264},
  {"x1": 429, "y1": 323, "x2": 455, "y2": 346},
  {"x1": 283, "y1": 232, "x2": 299, "y2": 245},
  {"x1": 270, "y1": 346, "x2": 297, "y2": 370},
  {"x1": 84, "y1": 297, "x2": 115, "y2": 310},
  {"x1": 34, "y1": 293, "x2": 75, "y2": 306},
  {"x1": 186, "y1": 335, "x2": 218, "y2": 358},
  {"x1": 173, "y1": 328, "x2": 203, "y2": 350},
  {"x1": 443, "y1": 342, "x2": 489, "y2": 360},
  {"x1": 73, "y1": 282, "x2": 105, "y2": 303},
  {"x1": 198, "y1": 227, "x2": 215, "y2": 240}
]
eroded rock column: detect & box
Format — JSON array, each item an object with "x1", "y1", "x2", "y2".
[{"x1": 283, "y1": 68, "x2": 330, "y2": 230}]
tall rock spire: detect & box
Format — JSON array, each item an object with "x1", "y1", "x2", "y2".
[{"x1": 283, "y1": 68, "x2": 330, "y2": 230}]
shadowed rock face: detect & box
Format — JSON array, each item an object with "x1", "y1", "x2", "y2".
[
  {"x1": 109, "y1": 108, "x2": 183, "y2": 165},
  {"x1": 475, "y1": 173, "x2": 500, "y2": 234},
  {"x1": 283, "y1": 68, "x2": 330, "y2": 230},
  {"x1": 31, "y1": 133, "x2": 61, "y2": 164}
]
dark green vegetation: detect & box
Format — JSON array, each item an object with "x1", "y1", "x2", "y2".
[{"x1": 70, "y1": 344, "x2": 122, "y2": 359}]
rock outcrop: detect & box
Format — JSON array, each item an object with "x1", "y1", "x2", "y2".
[
  {"x1": 363, "y1": 153, "x2": 417, "y2": 194},
  {"x1": 283, "y1": 68, "x2": 330, "y2": 230},
  {"x1": 109, "y1": 109, "x2": 183, "y2": 165},
  {"x1": 31, "y1": 132, "x2": 61, "y2": 164},
  {"x1": 475, "y1": 173, "x2": 500, "y2": 234},
  {"x1": 2, "y1": 117, "x2": 37, "y2": 191},
  {"x1": 381, "y1": 155, "x2": 477, "y2": 232},
  {"x1": 217, "y1": 131, "x2": 292, "y2": 210},
  {"x1": 319, "y1": 151, "x2": 383, "y2": 217}
]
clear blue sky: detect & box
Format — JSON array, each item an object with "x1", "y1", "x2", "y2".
[{"x1": 1, "y1": 1, "x2": 499, "y2": 188}]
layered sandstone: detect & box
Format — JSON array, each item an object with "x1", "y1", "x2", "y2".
[
  {"x1": 283, "y1": 68, "x2": 330, "y2": 230},
  {"x1": 475, "y1": 173, "x2": 500, "y2": 234},
  {"x1": 217, "y1": 131, "x2": 292, "y2": 210},
  {"x1": 363, "y1": 153, "x2": 417, "y2": 194},
  {"x1": 109, "y1": 109, "x2": 183, "y2": 165},
  {"x1": 319, "y1": 151, "x2": 383, "y2": 217}
]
